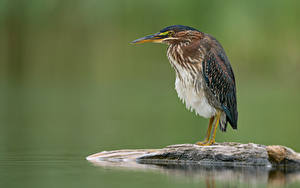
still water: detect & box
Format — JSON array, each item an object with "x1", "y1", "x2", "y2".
[
  {"x1": 1, "y1": 149, "x2": 300, "y2": 188},
  {"x1": 0, "y1": 81, "x2": 300, "y2": 187}
]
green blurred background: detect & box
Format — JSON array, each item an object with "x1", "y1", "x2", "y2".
[{"x1": 0, "y1": 0, "x2": 300, "y2": 187}]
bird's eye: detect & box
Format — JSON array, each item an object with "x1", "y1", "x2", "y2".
[{"x1": 168, "y1": 31, "x2": 175, "y2": 36}]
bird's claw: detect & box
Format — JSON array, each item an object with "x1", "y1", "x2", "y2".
[
  {"x1": 195, "y1": 140, "x2": 209, "y2": 146},
  {"x1": 195, "y1": 140, "x2": 215, "y2": 146}
]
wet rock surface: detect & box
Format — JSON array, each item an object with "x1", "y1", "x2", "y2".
[
  {"x1": 86, "y1": 142, "x2": 300, "y2": 186},
  {"x1": 87, "y1": 142, "x2": 300, "y2": 169}
]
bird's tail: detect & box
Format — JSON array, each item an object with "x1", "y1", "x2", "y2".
[{"x1": 221, "y1": 104, "x2": 238, "y2": 131}]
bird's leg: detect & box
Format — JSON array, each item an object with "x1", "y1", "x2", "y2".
[
  {"x1": 208, "y1": 110, "x2": 221, "y2": 145},
  {"x1": 195, "y1": 116, "x2": 215, "y2": 146}
]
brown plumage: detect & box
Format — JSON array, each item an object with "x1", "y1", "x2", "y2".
[{"x1": 132, "y1": 25, "x2": 238, "y2": 145}]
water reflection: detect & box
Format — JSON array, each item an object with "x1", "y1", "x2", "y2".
[
  {"x1": 88, "y1": 159, "x2": 300, "y2": 187},
  {"x1": 155, "y1": 164, "x2": 300, "y2": 187}
]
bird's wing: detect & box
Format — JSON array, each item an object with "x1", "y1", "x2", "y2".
[{"x1": 202, "y1": 50, "x2": 238, "y2": 129}]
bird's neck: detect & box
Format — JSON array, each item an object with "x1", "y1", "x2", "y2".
[
  {"x1": 167, "y1": 41, "x2": 204, "y2": 66},
  {"x1": 167, "y1": 43, "x2": 185, "y2": 68},
  {"x1": 167, "y1": 44, "x2": 199, "y2": 85}
]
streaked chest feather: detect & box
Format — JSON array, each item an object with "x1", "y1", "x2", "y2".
[{"x1": 167, "y1": 46, "x2": 216, "y2": 118}]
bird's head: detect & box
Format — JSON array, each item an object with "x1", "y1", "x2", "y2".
[{"x1": 131, "y1": 25, "x2": 201, "y2": 45}]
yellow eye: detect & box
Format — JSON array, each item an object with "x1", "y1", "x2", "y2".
[{"x1": 169, "y1": 31, "x2": 174, "y2": 35}]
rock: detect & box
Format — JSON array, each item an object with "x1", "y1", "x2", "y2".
[
  {"x1": 266, "y1": 145, "x2": 300, "y2": 168},
  {"x1": 86, "y1": 142, "x2": 300, "y2": 169},
  {"x1": 86, "y1": 142, "x2": 300, "y2": 186}
]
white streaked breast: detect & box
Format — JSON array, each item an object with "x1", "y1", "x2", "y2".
[{"x1": 168, "y1": 51, "x2": 216, "y2": 118}]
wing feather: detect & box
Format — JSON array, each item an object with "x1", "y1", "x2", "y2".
[{"x1": 202, "y1": 50, "x2": 238, "y2": 129}]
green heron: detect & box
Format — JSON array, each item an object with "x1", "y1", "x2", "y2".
[{"x1": 132, "y1": 25, "x2": 238, "y2": 146}]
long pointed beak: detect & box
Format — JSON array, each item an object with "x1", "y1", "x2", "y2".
[{"x1": 131, "y1": 32, "x2": 165, "y2": 44}]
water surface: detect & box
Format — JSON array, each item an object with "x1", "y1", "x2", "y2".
[{"x1": 1, "y1": 82, "x2": 300, "y2": 187}]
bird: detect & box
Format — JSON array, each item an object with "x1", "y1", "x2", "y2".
[{"x1": 131, "y1": 25, "x2": 238, "y2": 146}]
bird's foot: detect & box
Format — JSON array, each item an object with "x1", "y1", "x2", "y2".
[
  {"x1": 195, "y1": 140, "x2": 215, "y2": 146},
  {"x1": 195, "y1": 140, "x2": 209, "y2": 146}
]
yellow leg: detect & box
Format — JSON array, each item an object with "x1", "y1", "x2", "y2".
[
  {"x1": 196, "y1": 116, "x2": 215, "y2": 146},
  {"x1": 208, "y1": 110, "x2": 221, "y2": 145}
]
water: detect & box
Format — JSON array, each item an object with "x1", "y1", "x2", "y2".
[
  {"x1": 1, "y1": 151, "x2": 300, "y2": 188},
  {"x1": 0, "y1": 81, "x2": 300, "y2": 187}
]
